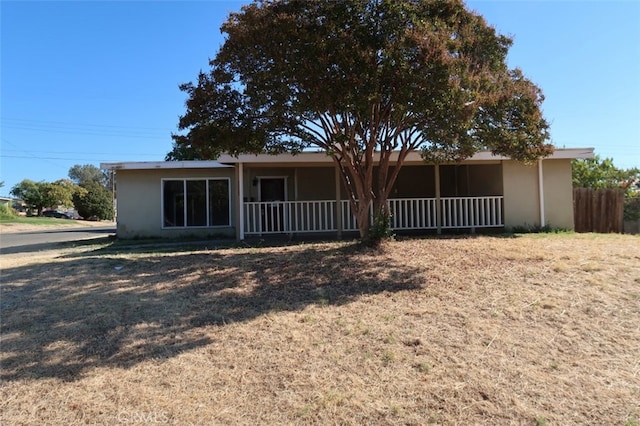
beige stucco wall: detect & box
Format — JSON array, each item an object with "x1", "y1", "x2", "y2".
[
  {"x1": 502, "y1": 159, "x2": 574, "y2": 230},
  {"x1": 502, "y1": 161, "x2": 539, "y2": 228},
  {"x1": 542, "y1": 160, "x2": 574, "y2": 229},
  {"x1": 115, "y1": 168, "x2": 236, "y2": 239}
]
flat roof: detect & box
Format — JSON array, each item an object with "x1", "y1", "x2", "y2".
[
  {"x1": 100, "y1": 160, "x2": 233, "y2": 170},
  {"x1": 102, "y1": 148, "x2": 594, "y2": 170},
  {"x1": 217, "y1": 147, "x2": 594, "y2": 163}
]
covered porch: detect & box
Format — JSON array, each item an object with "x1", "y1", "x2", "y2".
[{"x1": 231, "y1": 156, "x2": 505, "y2": 237}]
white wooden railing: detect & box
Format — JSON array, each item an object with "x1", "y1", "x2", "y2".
[
  {"x1": 388, "y1": 198, "x2": 438, "y2": 230},
  {"x1": 440, "y1": 196, "x2": 503, "y2": 228},
  {"x1": 244, "y1": 196, "x2": 503, "y2": 235},
  {"x1": 244, "y1": 201, "x2": 337, "y2": 234},
  {"x1": 340, "y1": 200, "x2": 369, "y2": 232}
]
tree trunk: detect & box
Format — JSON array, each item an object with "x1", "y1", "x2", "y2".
[
  {"x1": 332, "y1": 155, "x2": 374, "y2": 240},
  {"x1": 355, "y1": 197, "x2": 372, "y2": 239}
]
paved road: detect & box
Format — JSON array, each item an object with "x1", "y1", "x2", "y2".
[{"x1": 0, "y1": 226, "x2": 116, "y2": 255}]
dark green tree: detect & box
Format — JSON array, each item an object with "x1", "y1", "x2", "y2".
[
  {"x1": 10, "y1": 180, "x2": 43, "y2": 215},
  {"x1": 72, "y1": 181, "x2": 114, "y2": 220},
  {"x1": 169, "y1": 0, "x2": 552, "y2": 240},
  {"x1": 68, "y1": 164, "x2": 108, "y2": 187},
  {"x1": 572, "y1": 155, "x2": 639, "y2": 192}
]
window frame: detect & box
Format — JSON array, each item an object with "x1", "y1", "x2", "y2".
[{"x1": 160, "y1": 177, "x2": 232, "y2": 229}]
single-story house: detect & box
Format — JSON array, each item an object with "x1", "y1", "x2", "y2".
[
  {"x1": 101, "y1": 148, "x2": 593, "y2": 240},
  {"x1": 0, "y1": 196, "x2": 13, "y2": 208}
]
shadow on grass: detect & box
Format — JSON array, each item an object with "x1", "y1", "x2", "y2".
[{"x1": 0, "y1": 242, "x2": 423, "y2": 382}]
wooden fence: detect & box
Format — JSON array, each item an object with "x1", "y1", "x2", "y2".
[{"x1": 573, "y1": 188, "x2": 625, "y2": 233}]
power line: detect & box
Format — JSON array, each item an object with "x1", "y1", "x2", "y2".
[
  {"x1": 1, "y1": 148, "x2": 160, "y2": 157},
  {"x1": 1, "y1": 155, "x2": 164, "y2": 161},
  {"x1": 1, "y1": 117, "x2": 175, "y2": 132},
  {"x1": 1, "y1": 117, "x2": 179, "y2": 140},
  {"x1": 0, "y1": 137, "x2": 69, "y2": 170},
  {"x1": 1, "y1": 124, "x2": 172, "y2": 140}
]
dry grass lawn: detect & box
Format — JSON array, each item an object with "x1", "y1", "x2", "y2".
[{"x1": 1, "y1": 233, "x2": 639, "y2": 425}]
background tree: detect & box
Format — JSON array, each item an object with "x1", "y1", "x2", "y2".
[
  {"x1": 10, "y1": 180, "x2": 46, "y2": 215},
  {"x1": 10, "y1": 179, "x2": 78, "y2": 215},
  {"x1": 572, "y1": 155, "x2": 639, "y2": 192},
  {"x1": 43, "y1": 179, "x2": 79, "y2": 209},
  {"x1": 169, "y1": 0, "x2": 552, "y2": 241},
  {"x1": 68, "y1": 164, "x2": 108, "y2": 187},
  {"x1": 72, "y1": 181, "x2": 114, "y2": 220}
]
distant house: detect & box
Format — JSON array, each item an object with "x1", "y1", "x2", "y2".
[
  {"x1": 0, "y1": 196, "x2": 12, "y2": 208},
  {"x1": 101, "y1": 148, "x2": 593, "y2": 240}
]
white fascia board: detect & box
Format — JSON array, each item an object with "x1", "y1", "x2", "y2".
[
  {"x1": 216, "y1": 147, "x2": 595, "y2": 164},
  {"x1": 545, "y1": 147, "x2": 595, "y2": 160},
  {"x1": 100, "y1": 161, "x2": 234, "y2": 170}
]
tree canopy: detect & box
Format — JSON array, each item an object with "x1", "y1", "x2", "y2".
[
  {"x1": 169, "y1": 0, "x2": 553, "y2": 240},
  {"x1": 10, "y1": 179, "x2": 80, "y2": 216},
  {"x1": 72, "y1": 181, "x2": 114, "y2": 220},
  {"x1": 572, "y1": 156, "x2": 639, "y2": 192},
  {"x1": 68, "y1": 164, "x2": 108, "y2": 187}
]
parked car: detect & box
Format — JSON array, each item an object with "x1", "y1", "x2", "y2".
[
  {"x1": 65, "y1": 210, "x2": 82, "y2": 220},
  {"x1": 42, "y1": 210, "x2": 74, "y2": 219}
]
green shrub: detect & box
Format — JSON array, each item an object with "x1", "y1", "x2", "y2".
[
  {"x1": 365, "y1": 210, "x2": 394, "y2": 246},
  {"x1": 0, "y1": 203, "x2": 18, "y2": 219},
  {"x1": 72, "y1": 182, "x2": 114, "y2": 220},
  {"x1": 624, "y1": 195, "x2": 640, "y2": 221}
]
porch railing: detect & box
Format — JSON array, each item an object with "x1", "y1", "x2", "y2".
[
  {"x1": 441, "y1": 196, "x2": 503, "y2": 229},
  {"x1": 244, "y1": 200, "x2": 337, "y2": 234},
  {"x1": 244, "y1": 196, "x2": 503, "y2": 235}
]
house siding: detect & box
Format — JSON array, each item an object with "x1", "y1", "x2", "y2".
[
  {"x1": 115, "y1": 168, "x2": 236, "y2": 239},
  {"x1": 502, "y1": 159, "x2": 574, "y2": 230},
  {"x1": 542, "y1": 159, "x2": 574, "y2": 229}
]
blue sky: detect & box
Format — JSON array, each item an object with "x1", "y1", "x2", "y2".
[{"x1": 1, "y1": 1, "x2": 639, "y2": 196}]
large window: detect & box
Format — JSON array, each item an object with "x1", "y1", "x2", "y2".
[{"x1": 163, "y1": 179, "x2": 230, "y2": 228}]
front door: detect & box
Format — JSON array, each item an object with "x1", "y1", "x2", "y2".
[
  {"x1": 259, "y1": 178, "x2": 286, "y2": 202},
  {"x1": 259, "y1": 178, "x2": 286, "y2": 232}
]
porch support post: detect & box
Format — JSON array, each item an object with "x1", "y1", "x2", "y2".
[
  {"x1": 435, "y1": 163, "x2": 442, "y2": 234},
  {"x1": 335, "y1": 164, "x2": 342, "y2": 238},
  {"x1": 238, "y1": 162, "x2": 245, "y2": 241},
  {"x1": 537, "y1": 159, "x2": 545, "y2": 227}
]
